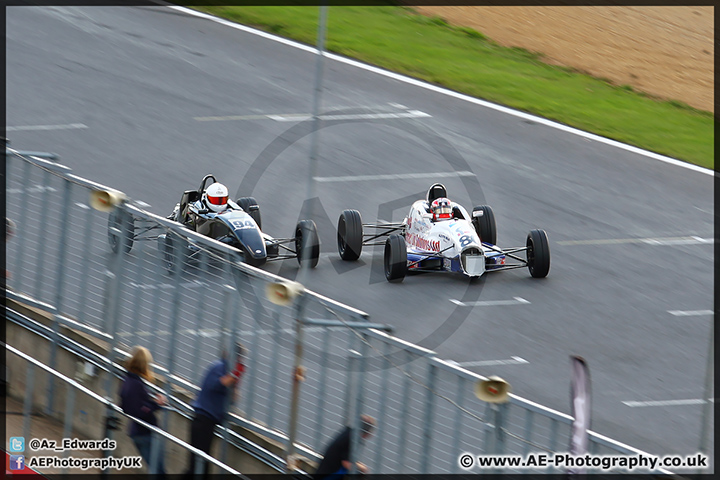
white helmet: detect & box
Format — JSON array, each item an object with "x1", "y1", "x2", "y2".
[{"x1": 202, "y1": 182, "x2": 229, "y2": 213}]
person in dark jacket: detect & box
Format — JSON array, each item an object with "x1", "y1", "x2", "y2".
[
  {"x1": 184, "y1": 343, "x2": 245, "y2": 478},
  {"x1": 119, "y1": 346, "x2": 167, "y2": 476},
  {"x1": 313, "y1": 415, "x2": 376, "y2": 480}
]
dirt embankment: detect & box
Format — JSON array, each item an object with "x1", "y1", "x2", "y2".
[{"x1": 414, "y1": 6, "x2": 714, "y2": 113}]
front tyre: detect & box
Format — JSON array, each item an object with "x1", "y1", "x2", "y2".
[
  {"x1": 527, "y1": 229, "x2": 550, "y2": 278},
  {"x1": 296, "y1": 219, "x2": 320, "y2": 268},
  {"x1": 108, "y1": 209, "x2": 135, "y2": 254},
  {"x1": 337, "y1": 209, "x2": 363, "y2": 261},
  {"x1": 237, "y1": 197, "x2": 262, "y2": 230},
  {"x1": 471, "y1": 205, "x2": 496, "y2": 245},
  {"x1": 384, "y1": 234, "x2": 407, "y2": 283}
]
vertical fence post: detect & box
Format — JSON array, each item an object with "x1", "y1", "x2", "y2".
[
  {"x1": 266, "y1": 308, "x2": 282, "y2": 429},
  {"x1": 495, "y1": 403, "x2": 508, "y2": 455},
  {"x1": 100, "y1": 203, "x2": 131, "y2": 477},
  {"x1": 285, "y1": 293, "x2": 308, "y2": 473},
  {"x1": 191, "y1": 249, "x2": 210, "y2": 384},
  {"x1": 548, "y1": 418, "x2": 559, "y2": 473},
  {"x1": 397, "y1": 349, "x2": 413, "y2": 472},
  {"x1": 451, "y1": 375, "x2": 466, "y2": 474},
  {"x1": 128, "y1": 235, "x2": 149, "y2": 348},
  {"x1": 220, "y1": 283, "x2": 239, "y2": 464},
  {"x1": 243, "y1": 275, "x2": 263, "y2": 418},
  {"x1": 46, "y1": 179, "x2": 73, "y2": 416},
  {"x1": 61, "y1": 386, "x2": 76, "y2": 474},
  {"x1": 75, "y1": 203, "x2": 95, "y2": 327},
  {"x1": 372, "y1": 341, "x2": 391, "y2": 474},
  {"x1": 158, "y1": 230, "x2": 187, "y2": 472},
  {"x1": 12, "y1": 157, "x2": 32, "y2": 292},
  {"x1": 22, "y1": 362, "x2": 35, "y2": 443},
  {"x1": 342, "y1": 333, "x2": 357, "y2": 425},
  {"x1": 348, "y1": 334, "x2": 368, "y2": 474},
  {"x1": 102, "y1": 204, "x2": 130, "y2": 398},
  {"x1": 420, "y1": 358, "x2": 437, "y2": 474},
  {"x1": 313, "y1": 326, "x2": 332, "y2": 445},
  {"x1": 32, "y1": 169, "x2": 52, "y2": 300}
]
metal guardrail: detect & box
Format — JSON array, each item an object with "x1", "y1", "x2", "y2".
[
  {"x1": 5, "y1": 343, "x2": 248, "y2": 477},
  {"x1": 5, "y1": 147, "x2": 673, "y2": 474}
]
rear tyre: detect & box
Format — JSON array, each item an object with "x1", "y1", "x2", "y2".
[
  {"x1": 527, "y1": 229, "x2": 550, "y2": 278},
  {"x1": 471, "y1": 205, "x2": 496, "y2": 245},
  {"x1": 108, "y1": 209, "x2": 135, "y2": 254},
  {"x1": 384, "y1": 234, "x2": 407, "y2": 283},
  {"x1": 237, "y1": 197, "x2": 262, "y2": 230},
  {"x1": 295, "y1": 220, "x2": 320, "y2": 268},
  {"x1": 337, "y1": 209, "x2": 363, "y2": 261}
]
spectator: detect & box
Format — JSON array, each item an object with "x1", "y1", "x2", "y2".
[
  {"x1": 184, "y1": 343, "x2": 246, "y2": 478},
  {"x1": 313, "y1": 414, "x2": 376, "y2": 480},
  {"x1": 119, "y1": 346, "x2": 167, "y2": 476}
]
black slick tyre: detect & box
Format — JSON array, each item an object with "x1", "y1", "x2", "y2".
[
  {"x1": 159, "y1": 232, "x2": 188, "y2": 275},
  {"x1": 471, "y1": 205, "x2": 497, "y2": 245},
  {"x1": 237, "y1": 197, "x2": 262, "y2": 230},
  {"x1": 296, "y1": 220, "x2": 320, "y2": 268},
  {"x1": 337, "y1": 209, "x2": 363, "y2": 261},
  {"x1": 384, "y1": 234, "x2": 407, "y2": 283},
  {"x1": 108, "y1": 209, "x2": 135, "y2": 254},
  {"x1": 527, "y1": 229, "x2": 550, "y2": 278}
]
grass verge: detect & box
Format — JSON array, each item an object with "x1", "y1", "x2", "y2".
[{"x1": 190, "y1": 4, "x2": 714, "y2": 170}]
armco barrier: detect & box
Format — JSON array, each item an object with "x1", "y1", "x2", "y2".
[{"x1": 5, "y1": 147, "x2": 673, "y2": 474}]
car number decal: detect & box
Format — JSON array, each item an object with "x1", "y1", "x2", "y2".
[{"x1": 232, "y1": 220, "x2": 255, "y2": 229}]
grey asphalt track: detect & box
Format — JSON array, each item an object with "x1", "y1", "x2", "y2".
[{"x1": 6, "y1": 5, "x2": 713, "y2": 466}]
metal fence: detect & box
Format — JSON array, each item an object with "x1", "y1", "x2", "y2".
[
  {"x1": 5, "y1": 147, "x2": 672, "y2": 474},
  {"x1": 6, "y1": 343, "x2": 249, "y2": 477}
]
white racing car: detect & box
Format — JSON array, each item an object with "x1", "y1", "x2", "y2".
[{"x1": 336, "y1": 183, "x2": 550, "y2": 282}]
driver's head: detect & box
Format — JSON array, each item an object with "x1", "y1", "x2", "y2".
[
  {"x1": 431, "y1": 197, "x2": 452, "y2": 221},
  {"x1": 203, "y1": 182, "x2": 229, "y2": 212}
]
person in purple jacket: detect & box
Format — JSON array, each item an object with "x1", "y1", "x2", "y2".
[
  {"x1": 184, "y1": 343, "x2": 245, "y2": 478},
  {"x1": 119, "y1": 346, "x2": 167, "y2": 476}
]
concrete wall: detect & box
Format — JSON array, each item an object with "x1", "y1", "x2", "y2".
[{"x1": 6, "y1": 298, "x2": 317, "y2": 475}]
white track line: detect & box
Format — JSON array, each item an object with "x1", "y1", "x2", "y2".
[
  {"x1": 6, "y1": 123, "x2": 88, "y2": 132},
  {"x1": 623, "y1": 398, "x2": 715, "y2": 408},
  {"x1": 449, "y1": 356, "x2": 529, "y2": 367},
  {"x1": 450, "y1": 297, "x2": 530, "y2": 307},
  {"x1": 169, "y1": 6, "x2": 713, "y2": 177},
  {"x1": 196, "y1": 110, "x2": 430, "y2": 122},
  {"x1": 316, "y1": 171, "x2": 474, "y2": 183},
  {"x1": 667, "y1": 310, "x2": 714, "y2": 317},
  {"x1": 557, "y1": 236, "x2": 713, "y2": 246}
]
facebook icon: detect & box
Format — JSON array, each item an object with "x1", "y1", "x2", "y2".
[{"x1": 9, "y1": 455, "x2": 25, "y2": 471}]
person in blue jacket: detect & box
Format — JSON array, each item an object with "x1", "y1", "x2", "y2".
[
  {"x1": 184, "y1": 343, "x2": 245, "y2": 478},
  {"x1": 119, "y1": 346, "x2": 167, "y2": 476}
]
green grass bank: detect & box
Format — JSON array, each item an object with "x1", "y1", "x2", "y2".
[{"x1": 191, "y1": 4, "x2": 714, "y2": 170}]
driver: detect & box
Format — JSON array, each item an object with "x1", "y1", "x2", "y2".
[
  {"x1": 200, "y1": 182, "x2": 230, "y2": 213},
  {"x1": 431, "y1": 197, "x2": 453, "y2": 221}
]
